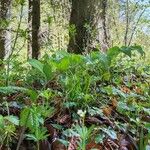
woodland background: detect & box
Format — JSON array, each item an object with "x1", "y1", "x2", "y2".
[{"x1": 0, "y1": 0, "x2": 150, "y2": 150}]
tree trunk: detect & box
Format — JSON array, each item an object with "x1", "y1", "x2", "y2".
[
  {"x1": 27, "y1": 0, "x2": 32, "y2": 59},
  {"x1": 68, "y1": 0, "x2": 110, "y2": 54},
  {"x1": 29, "y1": 0, "x2": 40, "y2": 59},
  {"x1": 97, "y1": 0, "x2": 110, "y2": 52},
  {"x1": 124, "y1": 0, "x2": 129, "y2": 46},
  {"x1": 0, "y1": 0, "x2": 11, "y2": 61}
]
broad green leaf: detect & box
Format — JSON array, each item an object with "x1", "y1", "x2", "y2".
[
  {"x1": 70, "y1": 54, "x2": 83, "y2": 65},
  {"x1": 43, "y1": 63, "x2": 52, "y2": 80},
  {"x1": 58, "y1": 57, "x2": 70, "y2": 71},
  {"x1": 90, "y1": 51, "x2": 109, "y2": 72},
  {"x1": 130, "y1": 45, "x2": 145, "y2": 56},
  {"x1": 121, "y1": 46, "x2": 132, "y2": 57},
  {"x1": 40, "y1": 89, "x2": 52, "y2": 100},
  {"x1": 120, "y1": 45, "x2": 145, "y2": 57},
  {"x1": 29, "y1": 59, "x2": 44, "y2": 74},
  {"x1": 107, "y1": 46, "x2": 121, "y2": 63},
  {"x1": 5, "y1": 115, "x2": 19, "y2": 126}
]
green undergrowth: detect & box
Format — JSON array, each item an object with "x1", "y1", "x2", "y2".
[{"x1": 0, "y1": 46, "x2": 150, "y2": 149}]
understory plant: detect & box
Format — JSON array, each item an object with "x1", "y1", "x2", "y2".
[{"x1": 0, "y1": 45, "x2": 149, "y2": 149}]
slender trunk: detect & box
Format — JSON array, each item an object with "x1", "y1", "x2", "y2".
[
  {"x1": 31, "y1": 0, "x2": 40, "y2": 59},
  {"x1": 27, "y1": 0, "x2": 32, "y2": 59},
  {"x1": 128, "y1": 9, "x2": 146, "y2": 46},
  {"x1": 0, "y1": 0, "x2": 11, "y2": 62},
  {"x1": 124, "y1": 0, "x2": 129, "y2": 46}
]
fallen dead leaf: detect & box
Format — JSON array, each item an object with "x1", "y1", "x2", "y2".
[{"x1": 103, "y1": 106, "x2": 113, "y2": 117}]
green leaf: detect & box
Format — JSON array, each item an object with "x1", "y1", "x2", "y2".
[
  {"x1": 58, "y1": 139, "x2": 69, "y2": 147},
  {"x1": 70, "y1": 54, "x2": 83, "y2": 65},
  {"x1": 27, "y1": 90, "x2": 38, "y2": 102},
  {"x1": 107, "y1": 46, "x2": 121, "y2": 63},
  {"x1": 29, "y1": 59, "x2": 44, "y2": 74},
  {"x1": 43, "y1": 63, "x2": 52, "y2": 80},
  {"x1": 40, "y1": 89, "x2": 52, "y2": 100},
  {"x1": 90, "y1": 51, "x2": 109, "y2": 72},
  {"x1": 95, "y1": 134, "x2": 105, "y2": 144},
  {"x1": 15, "y1": 0, "x2": 25, "y2": 5},
  {"x1": 0, "y1": 115, "x2": 4, "y2": 128},
  {"x1": 145, "y1": 123, "x2": 150, "y2": 132},
  {"x1": 102, "y1": 72, "x2": 111, "y2": 81},
  {"x1": 58, "y1": 57, "x2": 70, "y2": 71},
  {"x1": 130, "y1": 45, "x2": 145, "y2": 56},
  {"x1": 5, "y1": 115, "x2": 19, "y2": 126},
  {"x1": 121, "y1": 46, "x2": 132, "y2": 57},
  {"x1": 26, "y1": 127, "x2": 48, "y2": 141},
  {"x1": 63, "y1": 102, "x2": 77, "y2": 108},
  {"x1": 51, "y1": 124, "x2": 63, "y2": 130},
  {"x1": 20, "y1": 107, "x2": 31, "y2": 127},
  {"x1": 25, "y1": 134, "x2": 37, "y2": 141},
  {"x1": 0, "y1": 86, "x2": 27, "y2": 94},
  {"x1": 120, "y1": 45, "x2": 145, "y2": 57}
]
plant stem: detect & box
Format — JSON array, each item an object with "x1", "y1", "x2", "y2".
[
  {"x1": 16, "y1": 127, "x2": 26, "y2": 150},
  {"x1": 16, "y1": 110, "x2": 30, "y2": 150},
  {"x1": 37, "y1": 141, "x2": 40, "y2": 150}
]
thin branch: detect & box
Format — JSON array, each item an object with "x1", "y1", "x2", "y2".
[
  {"x1": 128, "y1": 8, "x2": 146, "y2": 46},
  {"x1": 5, "y1": 3, "x2": 24, "y2": 86},
  {"x1": 124, "y1": 0, "x2": 129, "y2": 46}
]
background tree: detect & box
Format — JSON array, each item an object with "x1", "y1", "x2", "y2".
[
  {"x1": 68, "y1": 0, "x2": 98, "y2": 54},
  {"x1": 109, "y1": 0, "x2": 149, "y2": 48},
  {"x1": 0, "y1": 0, "x2": 149, "y2": 59},
  {"x1": 27, "y1": 0, "x2": 32, "y2": 59},
  {"x1": 30, "y1": 0, "x2": 41, "y2": 59},
  {"x1": 68, "y1": 0, "x2": 110, "y2": 54},
  {"x1": 97, "y1": 0, "x2": 110, "y2": 52},
  {"x1": 0, "y1": 0, "x2": 11, "y2": 61}
]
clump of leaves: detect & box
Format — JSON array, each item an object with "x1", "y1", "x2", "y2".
[{"x1": 0, "y1": 115, "x2": 19, "y2": 148}]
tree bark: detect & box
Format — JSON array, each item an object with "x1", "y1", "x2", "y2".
[
  {"x1": 30, "y1": 0, "x2": 40, "y2": 59},
  {"x1": 68, "y1": 0, "x2": 110, "y2": 54},
  {"x1": 68, "y1": 0, "x2": 98, "y2": 54},
  {"x1": 124, "y1": 0, "x2": 129, "y2": 46},
  {"x1": 0, "y1": 0, "x2": 11, "y2": 61},
  {"x1": 97, "y1": 0, "x2": 110, "y2": 52},
  {"x1": 27, "y1": 0, "x2": 32, "y2": 59}
]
